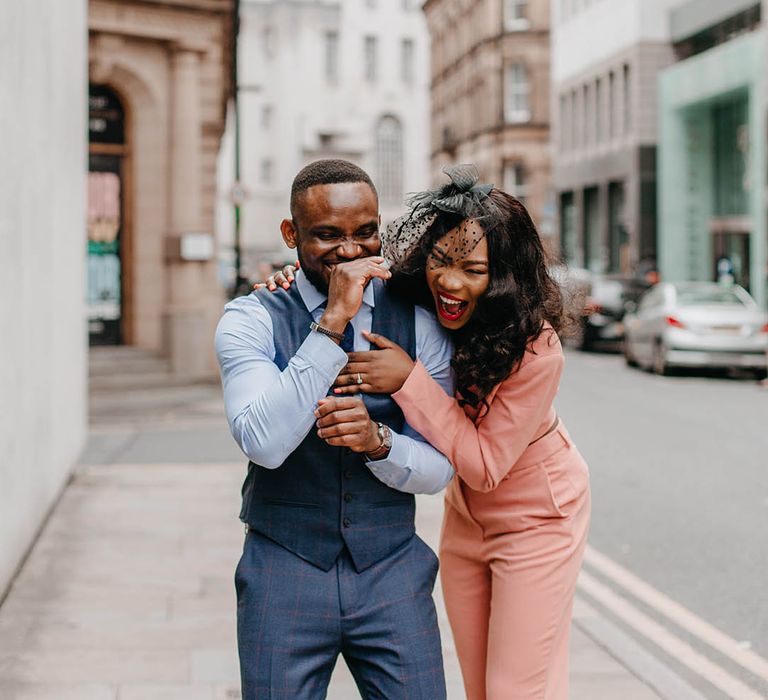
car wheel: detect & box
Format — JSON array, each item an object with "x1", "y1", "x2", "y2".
[
  {"x1": 754, "y1": 367, "x2": 767, "y2": 381},
  {"x1": 652, "y1": 339, "x2": 669, "y2": 376},
  {"x1": 623, "y1": 340, "x2": 638, "y2": 367}
]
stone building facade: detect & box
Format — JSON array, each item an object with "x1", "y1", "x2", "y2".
[
  {"x1": 88, "y1": 0, "x2": 233, "y2": 376},
  {"x1": 424, "y1": 0, "x2": 553, "y2": 240},
  {"x1": 658, "y1": 0, "x2": 766, "y2": 306},
  {"x1": 217, "y1": 0, "x2": 431, "y2": 274},
  {"x1": 551, "y1": 0, "x2": 681, "y2": 275}
]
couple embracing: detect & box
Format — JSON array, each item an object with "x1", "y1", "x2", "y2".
[{"x1": 215, "y1": 159, "x2": 590, "y2": 700}]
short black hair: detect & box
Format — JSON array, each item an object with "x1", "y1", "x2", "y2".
[{"x1": 290, "y1": 159, "x2": 377, "y2": 220}]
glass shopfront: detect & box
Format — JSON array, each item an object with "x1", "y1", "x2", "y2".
[{"x1": 88, "y1": 85, "x2": 126, "y2": 345}]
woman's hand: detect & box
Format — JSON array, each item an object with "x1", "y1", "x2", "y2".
[
  {"x1": 253, "y1": 262, "x2": 299, "y2": 292},
  {"x1": 333, "y1": 331, "x2": 415, "y2": 395}
]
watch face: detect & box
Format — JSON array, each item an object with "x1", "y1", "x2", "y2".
[{"x1": 380, "y1": 424, "x2": 393, "y2": 449}]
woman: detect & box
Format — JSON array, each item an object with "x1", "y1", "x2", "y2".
[{"x1": 267, "y1": 166, "x2": 590, "y2": 699}]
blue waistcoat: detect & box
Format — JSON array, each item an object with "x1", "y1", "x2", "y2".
[{"x1": 240, "y1": 280, "x2": 417, "y2": 572}]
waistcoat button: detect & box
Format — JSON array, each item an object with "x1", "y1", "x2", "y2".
[
  {"x1": 343, "y1": 517, "x2": 351, "y2": 528},
  {"x1": 344, "y1": 493, "x2": 353, "y2": 502},
  {"x1": 344, "y1": 470, "x2": 353, "y2": 479}
]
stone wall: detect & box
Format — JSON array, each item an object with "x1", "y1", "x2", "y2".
[{"x1": 0, "y1": 1, "x2": 88, "y2": 595}]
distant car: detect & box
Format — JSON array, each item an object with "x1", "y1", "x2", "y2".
[
  {"x1": 623, "y1": 282, "x2": 768, "y2": 376},
  {"x1": 570, "y1": 275, "x2": 651, "y2": 350},
  {"x1": 549, "y1": 264, "x2": 591, "y2": 343}
]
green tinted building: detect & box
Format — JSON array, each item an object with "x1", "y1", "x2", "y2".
[{"x1": 658, "y1": 1, "x2": 766, "y2": 306}]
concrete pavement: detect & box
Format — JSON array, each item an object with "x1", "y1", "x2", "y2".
[{"x1": 0, "y1": 348, "x2": 669, "y2": 699}]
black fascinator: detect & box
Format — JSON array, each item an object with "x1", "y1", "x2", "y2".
[{"x1": 382, "y1": 164, "x2": 498, "y2": 271}]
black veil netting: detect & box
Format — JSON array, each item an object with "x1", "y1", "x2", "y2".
[{"x1": 382, "y1": 164, "x2": 500, "y2": 275}]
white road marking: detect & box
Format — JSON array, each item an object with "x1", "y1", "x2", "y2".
[
  {"x1": 578, "y1": 569, "x2": 764, "y2": 700},
  {"x1": 583, "y1": 546, "x2": 768, "y2": 683},
  {"x1": 574, "y1": 596, "x2": 707, "y2": 700}
]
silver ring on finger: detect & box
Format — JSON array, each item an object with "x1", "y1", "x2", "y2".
[{"x1": 357, "y1": 372, "x2": 363, "y2": 385}]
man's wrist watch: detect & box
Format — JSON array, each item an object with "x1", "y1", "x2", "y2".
[
  {"x1": 309, "y1": 321, "x2": 345, "y2": 343},
  {"x1": 366, "y1": 422, "x2": 392, "y2": 460}
]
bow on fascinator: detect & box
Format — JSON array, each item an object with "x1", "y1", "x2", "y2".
[
  {"x1": 406, "y1": 164, "x2": 494, "y2": 215},
  {"x1": 383, "y1": 164, "x2": 496, "y2": 269}
]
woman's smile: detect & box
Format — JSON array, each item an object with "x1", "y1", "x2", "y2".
[{"x1": 436, "y1": 291, "x2": 470, "y2": 322}]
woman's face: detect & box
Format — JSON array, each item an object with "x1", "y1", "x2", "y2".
[{"x1": 425, "y1": 219, "x2": 490, "y2": 330}]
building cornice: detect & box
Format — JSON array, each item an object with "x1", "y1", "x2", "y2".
[
  {"x1": 129, "y1": 0, "x2": 232, "y2": 13},
  {"x1": 89, "y1": 0, "x2": 227, "y2": 47},
  {"x1": 431, "y1": 121, "x2": 550, "y2": 160}
]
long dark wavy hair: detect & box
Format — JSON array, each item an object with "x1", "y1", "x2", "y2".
[{"x1": 390, "y1": 189, "x2": 564, "y2": 408}]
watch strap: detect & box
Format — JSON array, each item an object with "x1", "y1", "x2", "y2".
[
  {"x1": 366, "y1": 422, "x2": 392, "y2": 460},
  {"x1": 309, "y1": 321, "x2": 345, "y2": 342}
]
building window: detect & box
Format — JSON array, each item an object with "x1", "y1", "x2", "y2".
[
  {"x1": 504, "y1": 0, "x2": 530, "y2": 31},
  {"x1": 364, "y1": 36, "x2": 378, "y2": 82},
  {"x1": 623, "y1": 63, "x2": 631, "y2": 135},
  {"x1": 608, "y1": 181, "x2": 627, "y2": 272},
  {"x1": 261, "y1": 105, "x2": 272, "y2": 128},
  {"x1": 263, "y1": 27, "x2": 275, "y2": 59},
  {"x1": 560, "y1": 192, "x2": 577, "y2": 264},
  {"x1": 608, "y1": 70, "x2": 615, "y2": 140},
  {"x1": 583, "y1": 186, "x2": 602, "y2": 272},
  {"x1": 260, "y1": 159, "x2": 273, "y2": 184},
  {"x1": 504, "y1": 63, "x2": 530, "y2": 123},
  {"x1": 375, "y1": 115, "x2": 404, "y2": 203},
  {"x1": 559, "y1": 94, "x2": 567, "y2": 152},
  {"x1": 584, "y1": 83, "x2": 593, "y2": 146},
  {"x1": 570, "y1": 88, "x2": 578, "y2": 150},
  {"x1": 503, "y1": 163, "x2": 528, "y2": 205},
  {"x1": 325, "y1": 31, "x2": 339, "y2": 83},
  {"x1": 595, "y1": 77, "x2": 603, "y2": 143},
  {"x1": 713, "y1": 97, "x2": 749, "y2": 216},
  {"x1": 401, "y1": 39, "x2": 414, "y2": 84}
]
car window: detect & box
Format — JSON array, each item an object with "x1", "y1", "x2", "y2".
[{"x1": 676, "y1": 287, "x2": 745, "y2": 306}]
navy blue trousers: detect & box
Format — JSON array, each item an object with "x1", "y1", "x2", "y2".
[{"x1": 235, "y1": 530, "x2": 446, "y2": 699}]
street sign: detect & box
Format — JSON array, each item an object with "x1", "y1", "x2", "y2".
[{"x1": 228, "y1": 181, "x2": 251, "y2": 206}]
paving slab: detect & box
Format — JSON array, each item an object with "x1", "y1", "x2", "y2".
[{"x1": 0, "y1": 353, "x2": 671, "y2": 699}]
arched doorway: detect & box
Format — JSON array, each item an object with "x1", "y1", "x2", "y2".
[{"x1": 88, "y1": 84, "x2": 131, "y2": 345}]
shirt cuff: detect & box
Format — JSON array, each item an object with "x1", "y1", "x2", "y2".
[
  {"x1": 365, "y1": 432, "x2": 410, "y2": 489},
  {"x1": 392, "y1": 359, "x2": 432, "y2": 405},
  {"x1": 295, "y1": 327, "x2": 348, "y2": 379}
]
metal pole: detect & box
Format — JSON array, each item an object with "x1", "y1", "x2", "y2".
[{"x1": 232, "y1": 0, "x2": 245, "y2": 294}]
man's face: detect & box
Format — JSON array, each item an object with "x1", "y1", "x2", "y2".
[{"x1": 281, "y1": 182, "x2": 381, "y2": 293}]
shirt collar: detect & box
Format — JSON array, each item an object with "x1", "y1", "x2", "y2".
[{"x1": 295, "y1": 267, "x2": 376, "y2": 313}]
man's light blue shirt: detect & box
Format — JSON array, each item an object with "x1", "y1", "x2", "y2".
[{"x1": 215, "y1": 269, "x2": 455, "y2": 494}]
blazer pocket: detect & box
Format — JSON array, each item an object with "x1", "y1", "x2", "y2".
[
  {"x1": 370, "y1": 499, "x2": 412, "y2": 508},
  {"x1": 260, "y1": 498, "x2": 321, "y2": 509}
]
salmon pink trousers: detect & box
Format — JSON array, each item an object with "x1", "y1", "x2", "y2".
[{"x1": 439, "y1": 423, "x2": 591, "y2": 700}]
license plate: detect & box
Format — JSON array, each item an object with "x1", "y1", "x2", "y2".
[{"x1": 708, "y1": 325, "x2": 741, "y2": 334}]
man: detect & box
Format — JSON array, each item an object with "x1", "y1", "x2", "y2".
[{"x1": 215, "y1": 159, "x2": 454, "y2": 699}]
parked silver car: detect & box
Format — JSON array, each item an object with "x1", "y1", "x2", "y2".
[{"x1": 623, "y1": 282, "x2": 768, "y2": 376}]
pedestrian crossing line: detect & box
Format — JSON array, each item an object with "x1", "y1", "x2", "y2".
[
  {"x1": 577, "y1": 570, "x2": 763, "y2": 700},
  {"x1": 583, "y1": 546, "x2": 768, "y2": 683}
]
